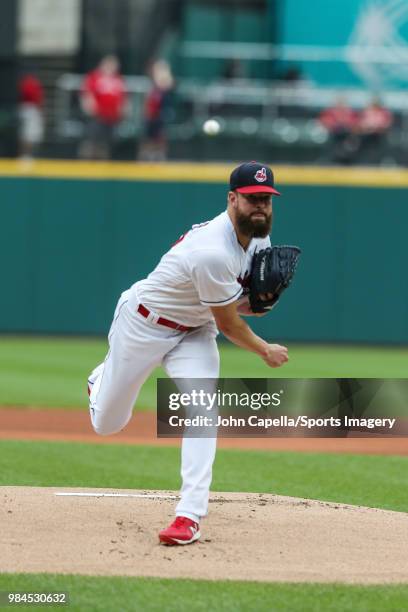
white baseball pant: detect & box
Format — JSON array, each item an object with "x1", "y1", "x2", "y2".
[{"x1": 88, "y1": 290, "x2": 220, "y2": 522}]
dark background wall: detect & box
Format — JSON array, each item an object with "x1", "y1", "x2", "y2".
[
  {"x1": 1, "y1": 172, "x2": 406, "y2": 343},
  {"x1": 78, "y1": 0, "x2": 182, "y2": 74},
  {"x1": 0, "y1": 0, "x2": 17, "y2": 157}
]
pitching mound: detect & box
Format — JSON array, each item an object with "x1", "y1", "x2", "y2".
[{"x1": 2, "y1": 487, "x2": 408, "y2": 584}]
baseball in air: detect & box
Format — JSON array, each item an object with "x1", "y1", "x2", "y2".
[{"x1": 203, "y1": 119, "x2": 221, "y2": 136}]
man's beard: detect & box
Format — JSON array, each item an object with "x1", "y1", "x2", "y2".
[{"x1": 235, "y1": 210, "x2": 272, "y2": 238}]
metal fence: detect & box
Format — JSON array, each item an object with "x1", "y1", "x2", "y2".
[{"x1": 54, "y1": 73, "x2": 408, "y2": 160}]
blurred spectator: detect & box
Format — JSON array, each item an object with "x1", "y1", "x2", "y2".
[
  {"x1": 138, "y1": 60, "x2": 175, "y2": 162},
  {"x1": 280, "y1": 66, "x2": 303, "y2": 83},
  {"x1": 18, "y1": 74, "x2": 45, "y2": 159},
  {"x1": 222, "y1": 59, "x2": 247, "y2": 81},
  {"x1": 319, "y1": 96, "x2": 359, "y2": 164},
  {"x1": 79, "y1": 55, "x2": 128, "y2": 160},
  {"x1": 355, "y1": 97, "x2": 393, "y2": 165}
]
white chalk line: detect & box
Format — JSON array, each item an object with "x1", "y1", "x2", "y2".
[{"x1": 54, "y1": 492, "x2": 178, "y2": 500}]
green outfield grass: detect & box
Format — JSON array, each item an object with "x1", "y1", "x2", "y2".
[
  {"x1": 1, "y1": 573, "x2": 408, "y2": 612},
  {"x1": 1, "y1": 440, "x2": 407, "y2": 512},
  {"x1": 1, "y1": 336, "x2": 407, "y2": 409}
]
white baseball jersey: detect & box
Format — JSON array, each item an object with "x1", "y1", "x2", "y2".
[{"x1": 130, "y1": 211, "x2": 271, "y2": 327}]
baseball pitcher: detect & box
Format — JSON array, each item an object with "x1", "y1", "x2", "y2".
[{"x1": 88, "y1": 161, "x2": 300, "y2": 545}]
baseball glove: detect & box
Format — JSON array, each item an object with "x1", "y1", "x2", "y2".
[{"x1": 249, "y1": 246, "x2": 301, "y2": 313}]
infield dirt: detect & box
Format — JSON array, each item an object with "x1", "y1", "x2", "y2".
[
  {"x1": 1, "y1": 407, "x2": 407, "y2": 455},
  {"x1": 2, "y1": 486, "x2": 408, "y2": 584}
]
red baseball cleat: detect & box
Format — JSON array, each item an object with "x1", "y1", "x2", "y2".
[{"x1": 159, "y1": 516, "x2": 200, "y2": 546}]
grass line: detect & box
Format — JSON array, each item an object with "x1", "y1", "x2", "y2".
[
  {"x1": 0, "y1": 574, "x2": 408, "y2": 612},
  {"x1": 1, "y1": 337, "x2": 407, "y2": 410},
  {"x1": 1, "y1": 440, "x2": 407, "y2": 512}
]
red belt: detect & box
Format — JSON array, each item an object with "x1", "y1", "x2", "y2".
[{"x1": 137, "y1": 304, "x2": 194, "y2": 332}]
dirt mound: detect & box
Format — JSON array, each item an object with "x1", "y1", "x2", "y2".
[{"x1": 2, "y1": 487, "x2": 408, "y2": 583}]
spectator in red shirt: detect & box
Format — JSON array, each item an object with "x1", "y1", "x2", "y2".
[
  {"x1": 355, "y1": 97, "x2": 393, "y2": 164},
  {"x1": 319, "y1": 96, "x2": 359, "y2": 164},
  {"x1": 18, "y1": 74, "x2": 45, "y2": 159},
  {"x1": 138, "y1": 60, "x2": 175, "y2": 161},
  {"x1": 79, "y1": 55, "x2": 128, "y2": 160}
]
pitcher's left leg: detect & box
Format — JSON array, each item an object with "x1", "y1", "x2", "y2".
[{"x1": 162, "y1": 325, "x2": 220, "y2": 524}]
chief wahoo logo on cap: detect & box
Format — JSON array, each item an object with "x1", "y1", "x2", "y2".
[{"x1": 254, "y1": 167, "x2": 267, "y2": 182}]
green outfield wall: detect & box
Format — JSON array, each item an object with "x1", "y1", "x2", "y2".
[{"x1": 1, "y1": 161, "x2": 407, "y2": 343}]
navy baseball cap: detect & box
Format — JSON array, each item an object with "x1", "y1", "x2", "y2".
[{"x1": 230, "y1": 161, "x2": 281, "y2": 196}]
